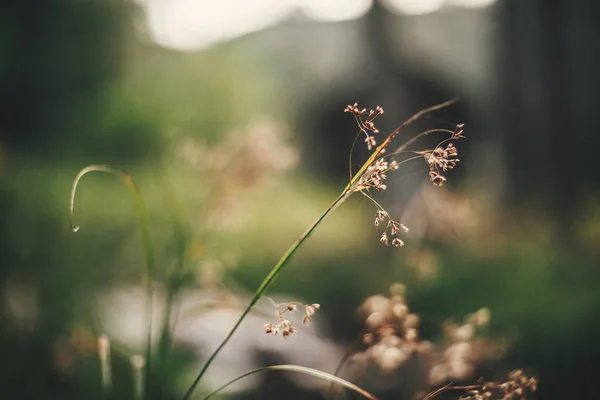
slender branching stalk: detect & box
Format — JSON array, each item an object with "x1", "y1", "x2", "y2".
[
  {"x1": 199, "y1": 365, "x2": 379, "y2": 400},
  {"x1": 69, "y1": 165, "x2": 156, "y2": 399},
  {"x1": 182, "y1": 99, "x2": 460, "y2": 399}
]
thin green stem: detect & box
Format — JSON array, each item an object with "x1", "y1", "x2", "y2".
[
  {"x1": 360, "y1": 191, "x2": 386, "y2": 213},
  {"x1": 182, "y1": 190, "x2": 350, "y2": 400},
  {"x1": 349, "y1": 128, "x2": 363, "y2": 179},
  {"x1": 199, "y1": 365, "x2": 379, "y2": 400},
  {"x1": 394, "y1": 128, "x2": 456, "y2": 154},
  {"x1": 69, "y1": 165, "x2": 156, "y2": 400}
]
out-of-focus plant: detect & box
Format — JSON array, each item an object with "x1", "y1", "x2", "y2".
[{"x1": 331, "y1": 283, "x2": 503, "y2": 397}]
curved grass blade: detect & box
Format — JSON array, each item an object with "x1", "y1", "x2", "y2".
[
  {"x1": 199, "y1": 365, "x2": 379, "y2": 400},
  {"x1": 69, "y1": 165, "x2": 156, "y2": 399},
  {"x1": 69, "y1": 165, "x2": 156, "y2": 280}
]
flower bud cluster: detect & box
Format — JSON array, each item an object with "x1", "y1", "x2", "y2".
[
  {"x1": 423, "y1": 142, "x2": 460, "y2": 187},
  {"x1": 344, "y1": 102, "x2": 384, "y2": 151},
  {"x1": 374, "y1": 210, "x2": 408, "y2": 247},
  {"x1": 264, "y1": 301, "x2": 320, "y2": 339},
  {"x1": 354, "y1": 158, "x2": 399, "y2": 193}
]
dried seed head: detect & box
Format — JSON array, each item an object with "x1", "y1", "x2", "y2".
[
  {"x1": 422, "y1": 141, "x2": 461, "y2": 187},
  {"x1": 373, "y1": 212, "x2": 408, "y2": 249},
  {"x1": 366, "y1": 136, "x2": 377, "y2": 151},
  {"x1": 264, "y1": 323, "x2": 277, "y2": 335},
  {"x1": 345, "y1": 103, "x2": 358, "y2": 113},
  {"x1": 264, "y1": 300, "x2": 319, "y2": 337},
  {"x1": 429, "y1": 171, "x2": 447, "y2": 186},
  {"x1": 282, "y1": 324, "x2": 297, "y2": 338},
  {"x1": 302, "y1": 303, "x2": 320, "y2": 324},
  {"x1": 380, "y1": 231, "x2": 389, "y2": 246},
  {"x1": 392, "y1": 237, "x2": 404, "y2": 247},
  {"x1": 452, "y1": 123, "x2": 465, "y2": 139}
]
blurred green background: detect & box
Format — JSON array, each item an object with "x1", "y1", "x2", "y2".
[{"x1": 1, "y1": 0, "x2": 599, "y2": 399}]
